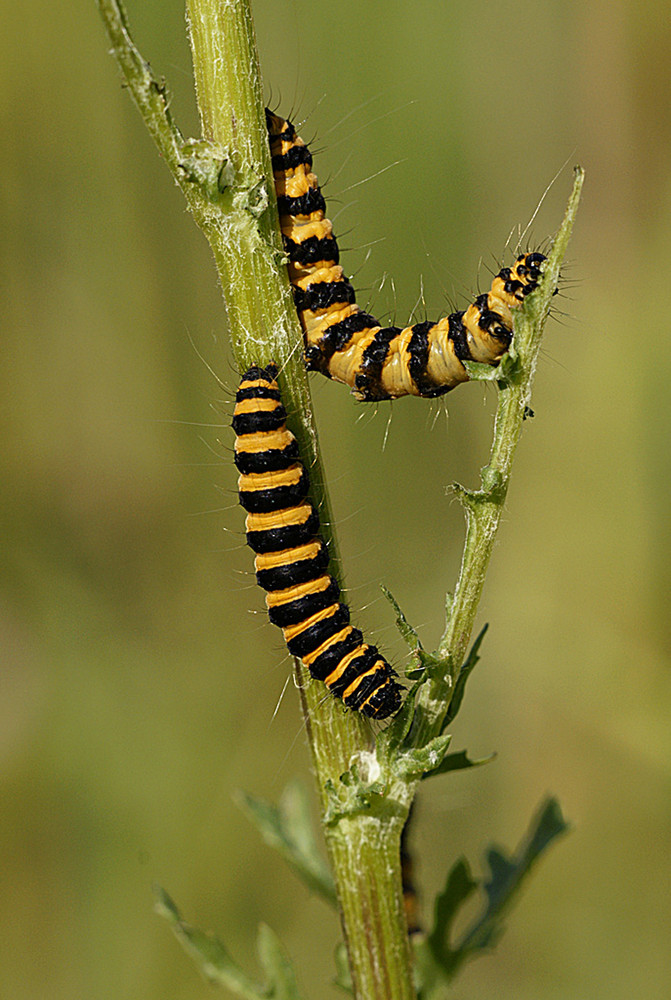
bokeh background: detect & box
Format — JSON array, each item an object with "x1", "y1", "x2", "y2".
[{"x1": 2, "y1": 1, "x2": 670, "y2": 997}]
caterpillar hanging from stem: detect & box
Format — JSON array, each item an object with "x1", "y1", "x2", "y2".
[{"x1": 267, "y1": 110, "x2": 546, "y2": 402}]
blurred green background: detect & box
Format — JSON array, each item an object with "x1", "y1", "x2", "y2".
[{"x1": 2, "y1": 1, "x2": 670, "y2": 997}]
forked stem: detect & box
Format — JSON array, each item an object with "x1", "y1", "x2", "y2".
[{"x1": 97, "y1": 2, "x2": 582, "y2": 997}]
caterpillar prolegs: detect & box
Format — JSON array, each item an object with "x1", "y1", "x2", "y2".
[
  {"x1": 267, "y1": 110, "x2": 546, "y2": 402},
  {"x1": 233, "y1": 363, "x2": 403, "y2": 719}
]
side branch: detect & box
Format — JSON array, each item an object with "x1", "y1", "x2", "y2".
[
  {"x1": 413, "y1": 168, "x2": 585, "y2": 746},
  {"x1": 97, "y1": 0, "x2": 185, "y2": 175}
]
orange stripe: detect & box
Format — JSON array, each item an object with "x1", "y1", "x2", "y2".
[
  {"x1": 323, "y1": 642, "x2": 369, "y2": 688},
  {"x1": 302, "y1": 626, "x2": 353, "y2": 668},
  {"x1": 246, "y1": 503, "x2": 312, "y2": 535},
  {"x1": 282, "y1": 602, "x2": 340, "y2": 644},
  {"x1": 265, "y1": 573, "x2": 332, "y2": 609},
  {"x1": 239, "y1": 464, "x2": 303, "y2": 493},
  {"x1": 254, "y1": 539, "x2": 322, "y2": 572},
  {"x1": 235, "y1": 397, "x2": 280, "y2": 417},
  {"x1": 236, "y1": 428, "x2": 293, "y2": 455}
]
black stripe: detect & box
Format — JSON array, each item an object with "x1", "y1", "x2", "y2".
[
  {"x1": 520, "y1": 252, "x2": 545, "y2": 280},
  {"x1": 272, "y1": 145, "x2": 313, "y2": 172},
  {"x1": 285, "y1": 603, "x2": 351, "y2": 657},
  {"x1": 284, "y1": 234, "x2": 339, "y2": 266},
  {"x1": 475, "y1": 298, "x2": 511, "y2": 347},
  {"x1": 308, "y1": 629, "x2": 365, "y2": 681},
  {"x1": 265, "y1": 108, "x2": 290, "y2": 134},
  {"x1": 406, "y1": 321, "x2": 431, "y2": 386},
  {"x1": 304, "y1": 344, "x2": 332, "y2": 376},
  {"x1": 234, "y1": 440, "x2": 298, "y2": 475},
  {"x1": 499, "y1": 266, "x2": 526, "y2": 300},
  {"x1": 498, "y1": 266, "x2": 512, "y2": 283},
  {"x1": 238, "y1": 467, "x2": 309, "y2": 514},
  {"x1": 267, "y1": 578, "x2": 340, "y2": 627},
  {"x1": 315, "y1": 311, "x2": 379, "y2": 364},
  {"x1": 256, "y1": 540, "x2": 329, "y2": 591},
  {"x1": 360, "y1": 678, "x2": 403, "y2": 719},
  {"x1": 294, "y1": 279, "x2": 356, "y2": 313},
  {"x1": 235, "y1": 383, "x2": 281, "y2": 404},
  {"x1": 266, "y1": 112, "x2": 296, "y2": 143},
  {"x1": 232, "y1": 406, "x2": 286, "y2": 436},
  {"x1": 447, "y1": 311, "x2": 472, "y2": 363},
  {"x1": 277, "y1": 188, "x2": 326, "y2": 217},
  {"x1": 239, "y1": 363, "x2": 278, "y2": 385},
  {"x1": 355, "y1": 327, "x2": 400, "y2": 401},
  {"x1": 247, "y1": 509, "x2": 320, "y2": 555},
  {"x1": 343, "y1": 664, "x2": 392, "y2": 711},
  {"x1": 325, "y1": 645, "x2": 381, "y2": 697},
  {"x1": 407, "y1": 322, "x2": 447, "y2": 398}
]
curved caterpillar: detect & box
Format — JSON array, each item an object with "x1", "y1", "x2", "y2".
[
  {"x1": 267, "y1": 109, "x2": 545, "y2": 402},
  {"x1": 233, "y1": 363, "x2": 403, "y2": 719}
]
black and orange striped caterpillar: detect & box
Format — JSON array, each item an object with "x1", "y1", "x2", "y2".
[
  {"x1": 267, "y1": 109, "x2": 546, "y2": 402},
  {"x1": 233, "y1": 362, "x2": 403, "y2": 719}
]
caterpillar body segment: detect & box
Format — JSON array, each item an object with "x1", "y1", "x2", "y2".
[
  {"x1": 233, "y1": 363, "x2": 403, "y2": 719},
  {"x1": 266, "y1": 110, "x2": 546, "y2": 401}
]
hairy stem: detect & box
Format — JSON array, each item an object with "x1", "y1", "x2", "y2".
[
  {"x1": 412, "y1": 168, "x2": 584, "y2": 747},
  {"x1": 98, "y1": 1, "x2": 417, "y2": 997},
  {"x1": 186, "y1": 4, "x2": 417, "y2": 994}
]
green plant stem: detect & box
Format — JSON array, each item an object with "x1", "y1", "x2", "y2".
[
  {"x1": 411, "y1": 170, "x2": 584, "y2": 749},
  {"x1": 330, "y1": 818, "x2": 411, "y2": 998},
  {"x1": 186, "y1": 5, "x2": 419, "y2": 992},
  {"x1": 98, "y1": 2, "x2": 417, "y2": 997}
]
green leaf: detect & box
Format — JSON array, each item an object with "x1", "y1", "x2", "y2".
[
  {"x1": 332, "y1": 942, "x2": 354, "y2": 994},
  {"x1": 427, "y1": 857, "x2": 479, "y2": 970},
  {"x1": 256, "y1": 923, "x2": 302, "y2": 1000},
  {"x1": 458, "y1": 797, "x2": 569, "y2": 959},
  {"x1": 494, "y1": 350, "x2": 523, "y2": 385},
  {"x1": 396, "y1": 733, "x2": 453, "y2": 778},
  {"x1": 426, "y1": 797, "x2": 569, "y2": 983},
  {"x1": 379, "y1": 680, "x2": 421, "y2": 754},
  {"x1": 443, "y1": 623, "x2": 489, "y2": 729},
  {"x1": 154, "y1": 886, "x2": 266, "y2": 998},
  {"x1": 461, "y1": 359, "x2": 502, "y2": 381},
  {"x1": 420, "y1": 749, "x2": 495, "y2": 780},
  {"x1": 381, "y1": 584, "x2": 422, "y2": 654},
  {"x1": 236, "y1": 780, "x2": 337, "y2": 907}
]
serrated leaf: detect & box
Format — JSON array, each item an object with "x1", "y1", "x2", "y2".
[
  {"x1": 457, "y1": 797, "x2": 569, "y2": 960},
  {"x1": 442, "y1": 623, "x2": 489, "y2": 730},
  {"x1": 256, "y1": 923, "x2": 302, "y2": 1000},
  {"x1": 426, "y1": 796, "x2": 569, "y2": 983},
  {"x1": 420, "y1": 749, "x2": 495, "y2": 780},
  {"x1": 426, "y1": 857, "x2": 478, "y2": 972},
  {"x1": 236, "y1": 780, "x2": 337, "y2": 907},
  {"x1": 154, "y1": 886, "x2": 266, "y2": 998}
]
